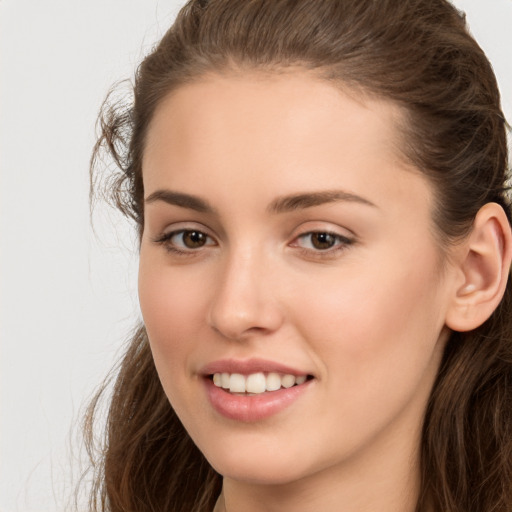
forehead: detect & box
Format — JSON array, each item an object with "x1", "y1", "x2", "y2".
[
  {"x1": 143, "y1": 71, "x2": 406, "y2": 171},
  {"x1": 142, "y1": 71, "x2": 428, "y2": 216}
]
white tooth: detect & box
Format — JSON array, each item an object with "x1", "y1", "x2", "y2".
[
  {"x1": 246, "y1": 372, "x2": 266, "y2": 394},
  {"x1": 281, "y1": 374, "x2": 296, "y2": 388},
  {"x1": 295, "y1": 375, "x2": 307, "y2": 385},
  {"x1": 266, "y1": 372, "x2": 281, "y2": 391},
  {"x1": 213, "y1": 373, "x2": 222, "y2": 387},
  {"x1": 229, "y1": 373, "x2": 246, "y2": 393},
  {"x1": 221, "y1": 373, "x2": 231, "y2": 389}
]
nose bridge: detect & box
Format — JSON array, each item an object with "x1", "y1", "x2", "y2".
[{"x1": 208, "y1": 242, "x2": 282, "y2": 340}]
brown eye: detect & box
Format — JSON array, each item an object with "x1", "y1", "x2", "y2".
[
  {"x1": 181, "y1": 230, "x2": 208, "y2": 248},
  {"x1": 310, "y1": 232, "x2": 337, "y2": 250},
  {"x1": 156, "y1": 229, "x2": 215, "y2": 252},
  {"x1": 293, "y1": 231, "x2": 353, "y2": 254}
]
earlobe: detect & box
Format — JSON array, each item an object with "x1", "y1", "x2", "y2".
[{"x1": 445, "y1": 203, "x2": 512, "y2": 332}]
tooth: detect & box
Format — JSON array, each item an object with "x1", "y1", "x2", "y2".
[
  {"x1": 281, "y1": 374, "x2": 296, "y2": 388},
  {"x1": 246, "y1": 372, "x2": 266, "y2": 393},
  {"x1": 295, "y1": 375, "x2": 307, "y2": 385},
  {"x1": 221, "y1": 373, "x2": 231, "y2": 389},
  {"x1": 266, "y1": 372, "x2": 281, "y2": 391},
  {"x1": 229, "y1": 373, "x2": 246, "y2": 393},
  {"x1": 215, "y1": 371, "x2": 307, "y2": 393}
]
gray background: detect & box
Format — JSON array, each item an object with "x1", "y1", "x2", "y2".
[{"x1": 1, "y1": 1, "x2": 511, "y2": 510}]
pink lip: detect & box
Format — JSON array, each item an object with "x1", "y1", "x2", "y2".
[
  {"x1": 204, "y1": 378, "x2": 313, "y2": 422},
  {"x1": 200, "y1": 358, "x2": 314, "y2": 422},
  {"x1": 200, "y1": 358, "x2": 310, "y2": 376}
]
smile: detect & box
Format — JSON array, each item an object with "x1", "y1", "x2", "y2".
[
  {"x1": 201, "y1": 360, "x2": 315, "y2": 422},
  {"x1": 212, "y1": 372, "x2": 308, "y2": 394}
]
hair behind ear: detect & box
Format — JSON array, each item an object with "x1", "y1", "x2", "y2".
[
  {"x1": 419, "y1": 202, "x2": 512, "y2": 511},
  {"x1": 419, "y1": 274, "x2": 512, "y2": 511}
]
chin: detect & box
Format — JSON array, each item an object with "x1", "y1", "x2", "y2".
[
  {"x1": 214, "y1": 461, "x2": 307, "y2": 486},
  {"x1": 200, "y1": 440, "x2": 314, "y2": 486}
]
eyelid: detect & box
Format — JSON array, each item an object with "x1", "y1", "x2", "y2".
[
  {"x1": 289, "y1": 220, "x2": 356, "y2": 241},
  {"x1": 287, "y1": 222, "x2": 357, "y2": 259},
  {"x1": 286, "y1": 232, "x2": 354, "y2": 263},
  {"x1": 297, "y1": 230, "x2": 352, "y2": 243},
  {"x1": 152, "y1": 223, "x2": 218, "y2": 255},
  {"x1": 154, "y1": 227, "x2": 214, "y2": 239},
  {"x1": 152, "y1": 221, "x2": 215, "y2": 241},
  {"x1": 290, "y1": 231, "x2": 353, "y2": 248}
]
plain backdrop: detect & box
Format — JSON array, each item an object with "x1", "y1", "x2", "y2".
[{"x1": 1, "y1": 1, "x2": 511, "y2": 511}]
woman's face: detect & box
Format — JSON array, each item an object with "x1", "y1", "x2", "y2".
[{"x1": 139, "y1": 72, "x2": 455, "y2": 486}]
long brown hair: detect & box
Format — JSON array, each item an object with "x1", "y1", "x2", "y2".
[{"x1": 86, "y1": 1, "x2": 512, "y2": 510}]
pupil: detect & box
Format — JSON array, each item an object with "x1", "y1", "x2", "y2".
[
  {"x1": 312, "y1": 232, "x2": 335, "y2": 250},
  {"x1": 184, "y1": 231, "x2": 206, "y2": 248}
]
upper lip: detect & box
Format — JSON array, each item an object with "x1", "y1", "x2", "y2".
[{"x1": 200, "y1": 358, "x2": 311, "y2": 377}]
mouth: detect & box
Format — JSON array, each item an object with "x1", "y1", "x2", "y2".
[
  {"x1": 209, "y1": 372, "x2": 314, "y2": 395},
  {"x1": 200, "y1": 358, "x2": 315, "y2": 420}
]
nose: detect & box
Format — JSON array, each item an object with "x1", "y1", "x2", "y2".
[{"x1": 207, "y1": 248, "x2": 284, "y2": 341}]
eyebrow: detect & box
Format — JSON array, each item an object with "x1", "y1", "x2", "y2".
[
  {"x1": 144, "y1": 188, "x2": 376, "y2": 214},
  {"x1": 145, "y1": 190, "x2": 216, "y2": 213},
  {"x1": 268, "y1": 190, "x2": 377, "y2": 213}
]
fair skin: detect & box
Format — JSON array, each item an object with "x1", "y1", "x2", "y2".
[{"x1": 138, "y1": 71, "x2": 511, "y2": 512}]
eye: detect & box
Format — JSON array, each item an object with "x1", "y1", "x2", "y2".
[
  {"x1": 172, "y1": 230, "x2": 210, "y2": 249},
  {"x1": 300, "y1": 232, "x2": 338, "y2": 250},
  {"x1": 154, "y1": 229, "x2": 216, "y2": 253},
  {"x1": 292, "y1": 231, "x2": 353, "y2": 252}
]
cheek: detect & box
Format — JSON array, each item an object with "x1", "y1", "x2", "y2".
[
  {"x1": 293, "y1": 247, "x2": 445, "y2": 389},
  {"x1": 282, "y1": 252, "x2": 447, "y2": 459},
  {"x1": 138, "y1": 253, "x2": 207, "y2": 375}
]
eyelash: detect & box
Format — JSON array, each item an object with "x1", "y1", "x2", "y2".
[
  {"x1": 153, "y1": 229, "x2": 216, "y2": 256},
  {"x1": 153, "y1": 229, "x2": 354, "y2": 259},
  {"x1": 292, "y1": 231, "x2": 354, "y2": 259}
]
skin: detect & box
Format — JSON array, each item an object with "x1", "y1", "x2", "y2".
[{"x1": 138, "y1": 72, "x2": 460, "y2": 512}]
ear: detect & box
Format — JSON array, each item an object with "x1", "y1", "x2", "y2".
[{"x1": 445, "y1": 203, "x2": 512, "y2": 332}]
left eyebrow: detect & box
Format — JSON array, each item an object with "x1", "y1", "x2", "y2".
[{"x1": 267, "y1": 190, "x2": 377, "y2": 214}]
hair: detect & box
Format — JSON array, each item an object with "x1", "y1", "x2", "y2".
[{"x1": 86, "y1": 0, "x2": 512, "y2": 511}]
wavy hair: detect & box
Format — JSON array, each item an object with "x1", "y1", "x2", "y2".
[{"x1": 86, "y1": 1, "x2": 512, "y2": 510}]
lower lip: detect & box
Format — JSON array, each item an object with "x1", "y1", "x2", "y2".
[{"x1": 204, "y1": 377, "x2": 313, "y2": 422}]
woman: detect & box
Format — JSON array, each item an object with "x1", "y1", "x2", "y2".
[{"x1": 86, "y1": 0, "x2": 512, "y2": 510}]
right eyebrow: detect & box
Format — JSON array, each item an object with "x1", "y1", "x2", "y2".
[{"x1": 144, "y1": 189, "x2": 216, "y2": 214}]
